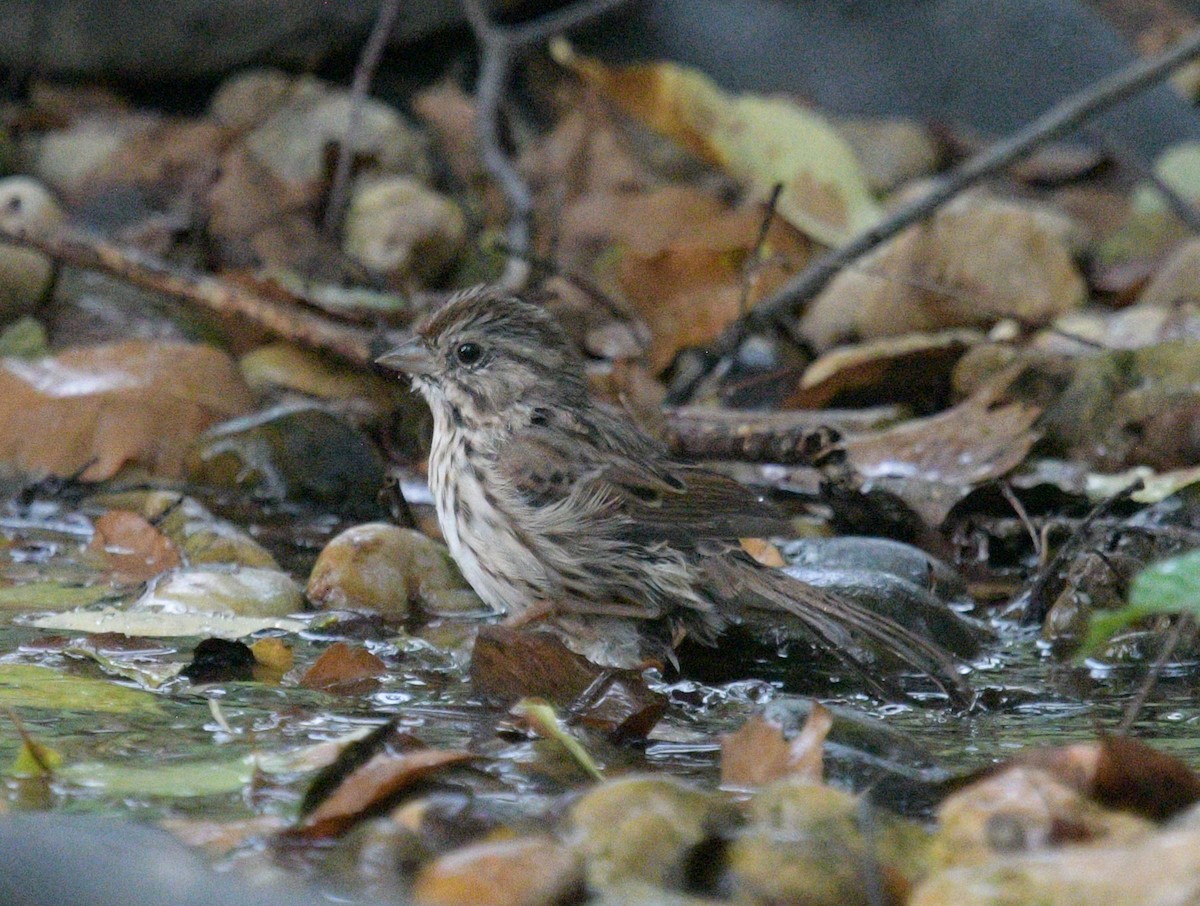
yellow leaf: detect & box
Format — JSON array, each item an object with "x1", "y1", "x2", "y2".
[{"x1": 554, "y1": 40, "x2": 881, "y2": 245}]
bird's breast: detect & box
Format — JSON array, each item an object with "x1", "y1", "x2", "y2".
[{"x1": 428, "y1": 427, "x2": 545, "y2": 615}]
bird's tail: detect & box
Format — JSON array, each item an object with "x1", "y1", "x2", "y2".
[{"x1": 705, "y1": 554, "x2": 973, "y2": 706}]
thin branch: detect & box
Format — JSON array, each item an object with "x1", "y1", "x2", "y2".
[
  {"x1": 461, "y1": 0, "x2": 632, "y2": 290},
  {"x1": 0, "y1": 227, "x2": 394, "y2": 365},
  {"x1": 1117, "y1": 614, "x2": 1194, "y2": 736},
  {"x1": 1020, "y1": 479, "x2": 1143, "y2": 626},
  {"x1": 745, "y1": 27, "x2": 1200, "y2": 332},
  {"x1": 1092, "y1": 128, "x2": 1200, "y2": 235},
  {"x1": 322, "y1": 0, "x2": 405, "y2": 240}
]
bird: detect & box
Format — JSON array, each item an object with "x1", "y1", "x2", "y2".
[{"x1": 377, "y1": 285, "x2": 969, "y2": 702}]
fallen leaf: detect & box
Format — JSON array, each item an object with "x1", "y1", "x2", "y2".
[
  {"x1": 88, "y1": 510, "x2": 181, "y2": 584},
  {"x1": 513, "y1": 698, "x2": 604, "y2": 781},
  {"x1": 294, "y1": 748, "x2": 474, "y2": 839},
  {"x1": 299, "y1": 641, "x2": 387, "y2": 692},
  {"x1": 843, "y1": 375, "x2": 1041, "y2": 525},
  {"x1": 720, "y1": 702, "x2": 832, "y2": 788},
  {"x1": 30, "y1": 607, "x2": 306, "y2": 638},
  {"x1": 469, "y1": 626, "x2": 666, "y2": 740},
  {"x1": 0, "y1": 664, "x2": 161, "y2": 714},
  {"x1": 740, "y1": 537, "x2": 785, "y2": 567},
  {"x1": 555, "y1": 41, "x2": 880, "y2": 245},
  {"x1": 0, "y1": 340, "x2": 254, "y2": 480}
]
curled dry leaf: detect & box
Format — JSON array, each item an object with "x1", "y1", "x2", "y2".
[
  {"x1": 0, "y1": 340, "x2": 254, "y2": 480},
  {"x1": 87, "y1": 510, "x2": 181, "y2": 584},
  {"x1": 554, "y1": 41, "x2": 881, "y2": 245},
  {"x1": 720, "y1": 702, "x2": 833, "y2": 789}
]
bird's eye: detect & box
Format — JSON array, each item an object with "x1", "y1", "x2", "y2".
[{"x1": 455, "y1": 342, "x2": 483, "y2": 366}]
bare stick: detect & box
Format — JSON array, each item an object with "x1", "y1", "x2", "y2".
[
  {"x1": 743, "y1": 27, "x2": 1200, "y2": 333},
  {"x1": 322, "y1": 0, "x2": 405, "y2": 240},
  {"x1": 1091, "y1": 128, "x2": 1200, "y2": 234},
  {"x1": 0, "y1": 228, "x2": 394, "y2": 365},
  {"x1": 1117, "y1": 614, "x2": 1194, "y2": 735},
  {"x1": 462, "y1": 0, "x2": 631, "y2": 290}
]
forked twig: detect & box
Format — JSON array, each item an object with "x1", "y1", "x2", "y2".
[
  {"x1": 461, "y1": 0, "x2": 631, "y2": 290},
  {"x1": 322, "y1": 0, "x2": 405, "y2": 240}
]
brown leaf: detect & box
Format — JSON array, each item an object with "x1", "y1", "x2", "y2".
[
  {"x1": 412, "y1": 835, "x2": 583, "y2": 906},
  {"x1": 842, "y1": 374, "x2": 1040, "y2": 525},
  {"x1": 294, "y1": 748, "x2": 474, "y2": 839},
  {"x1": 87, "y1": 510, "x2": 181, "y2": 584},
  {"x1": 560, "y1": 185, "x2": 809, "y2": 371},
  {"x1": 0, "y1": 340, "x2": 254, "y2": 481},
  {"x1": 788, "y1": 329, "x2": 979, "y2": 410},
  {"x1": 720, "y1": 703, "x2": 832, "y2": 788},
  {"x1": 299, "y1": 641, "x2": 387, "y2": 692},
  {"x1": 470, "y1": 626, "x2": 665, "y2": 740}
]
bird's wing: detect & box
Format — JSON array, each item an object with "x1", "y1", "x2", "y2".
[{"x1": 495, "y1": 408, "x2": 788, "y2": 546}]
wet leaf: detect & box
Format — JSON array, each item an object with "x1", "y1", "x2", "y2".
[
  {"x1": 514, "y1": 698, "x2": 604, "y2": 782},
  {"x1": 59, "y1": 758, "x2": 254, "y2": 797},
  {"x1": 720, "y1": 703, "x2": 832, "y2": 789},
  {"x1": 843, "y1": 375, "x2": 1041, "y2": 526},
  {"x1": 30, "y1": 606, "x2": 306, "y2": 638},
  {"x1": 554, "y1": 41, "x2": 881, "y2": 245},
  {"x1": 1082, "y1": 549, "x2": 1200, "y2": 654},
  {"x1": 0, "y1": 664, "x2": 162, "y2": 714},
  {"x1": 0, "y1": 582, "x2": 122, "y2": 612},
  {"x1": 87, "y1": 510, "x2": 181, "y2": 584},
  {"x1": 298, "y1": 641, "x2": 387, "y2": 692},
  {"x1": 469, "y1": 626, "x2": 666, "y2": 740},
  {"x1": 0, "y1": 340, "x2": 254, "y2": 480},
  {"x1": 11, "y1": 736, "x2": 63, "y2": 777},
  {"x1": 294, "y1": 747, "x2": 475, "y2": 839},
  {"x1": 250, "y1": 637, "x2": 293, "y2": 678}
]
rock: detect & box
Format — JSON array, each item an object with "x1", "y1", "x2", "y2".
[
  {"x1": 27, "y1": 115, "x2": 152, "y2": 198},
  {"x1": 239, "y1": 342, "x2": 400, "y2": 417},
  {"x1": 343, "y1": 176, "x2": 465, "y2": 284},
  {"x1": 726, "y1": 781, "x2": 930, "y2": 905},
  {"x1": 800, "y1": 191, "x2": 1086, "y2": 350},
  {"x1": 209, "y1": 69, "x2": 294, "y2": 131},
  {"x1": 931, "y1": 766, "x2": 1151, "y2": 869},
  {"x1": 242, "y1": 75, "x2": 429, "y2": 192},
  {"x1": 0, "y1": 177, "x2": 64, "y2": 323},
  {"x1": 569, "y1": 775, "x2": 739, "y2": 891},
  {"x1": 412, "y1": 836, "x2": 584, "y2": 906},
  {"x1": 779, "y1": 536, "x2": 968, "y2": 604},
  {"x1": 834, "y1": 116, "x2": 940, "y2": 194},
  {"x1": 189, "y1": 403, "x2": 386, "y2": 519},
  {"x1": 1137, "y1": 237, "x2": 1200, "y2": 308},
  {"x1": 306, "y1": 523, "x2": 481, "y2": 619},
  {"x1": 136, "y1": 566, "x2": 303, "y2": 618},
  {"x1": 913, "y1": 823, "x2": 1200, "y2": 906}
]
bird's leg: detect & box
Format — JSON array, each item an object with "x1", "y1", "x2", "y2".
[{"x1": 502, "y1": 598, "x2": 559, "y2": 628}]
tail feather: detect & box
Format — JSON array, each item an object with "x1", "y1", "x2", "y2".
[{"x1": 704, "y1": 555, "x2": 973, "y2": 706}]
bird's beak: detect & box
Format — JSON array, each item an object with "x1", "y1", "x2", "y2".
[{"x1": 376, "y1": 339, "x2": 435, "y2": 376}]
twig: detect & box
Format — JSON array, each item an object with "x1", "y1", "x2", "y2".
[
  {"x1": 739, "y1": 182, "x2": 784, "y2": 316},
  {"x1": 322, "y1": 0, "x2": 405, "y2": 240},
  {"x1": 0, "y1": 227, "x2": 395, "y2": 365},
  {"x1": 998, "y1": 479, "x2": 1041, "y2": 557},
  {"x1": 1091, "y1": 128, "x2": 1200, "y2": 234},
  {"x1": 461, "y1": 0, "x2": 631, "y2": 290},
  {"x1": 681, "y1": 27, "x2": 1200, "y2": 399},
  {"x1": 1116, "y1": 614, "x2": 1194, "y2": 735},
  {"x1": 1020, "y1": 479, "x2": 1144, "y2": 626}
]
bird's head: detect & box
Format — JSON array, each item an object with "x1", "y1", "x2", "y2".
[{"x1": 377, "y1": 286, "x2": 588, "y2": 425}]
